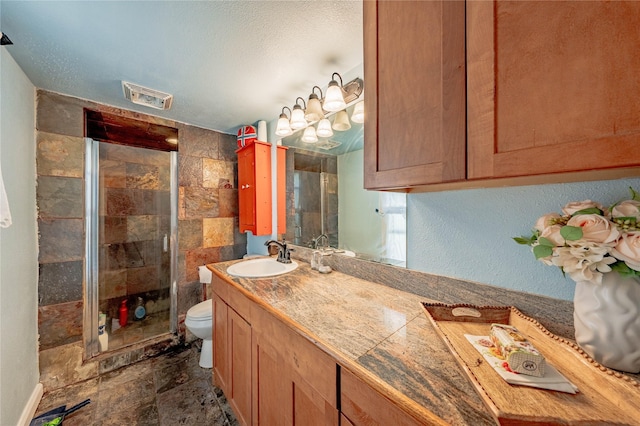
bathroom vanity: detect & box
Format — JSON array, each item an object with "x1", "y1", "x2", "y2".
[{"x1": 208, "y1": 257, "x2": 640, "y2": 425}]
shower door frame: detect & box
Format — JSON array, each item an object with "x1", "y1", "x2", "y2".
[{"x1": 83, "y1": 138, "x2": 179, "y2": 359}]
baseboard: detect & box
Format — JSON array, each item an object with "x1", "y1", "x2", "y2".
[{"x1": 17, "y1": 382, "x2": 43, "y2": 426}]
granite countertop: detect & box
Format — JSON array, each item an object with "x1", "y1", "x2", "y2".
[{"x1": 209, "y1": 259, "x2": 495, "y2": 425}]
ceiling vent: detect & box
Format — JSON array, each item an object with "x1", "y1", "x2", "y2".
[{"x1": 122, "y1": 81, "x2": 173, "y2": 110}]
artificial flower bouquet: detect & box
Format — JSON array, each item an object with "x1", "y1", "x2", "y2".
[{"x1": 514, "y1": 187, "x2": 640, "y2": 285}]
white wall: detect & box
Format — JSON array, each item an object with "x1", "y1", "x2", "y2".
[
  {"x1": 407, "y1": 178, "x2": 640, "y2": 301},
  {"x1": 0, "y1": 48, "x2": 39, "y2": 424}
]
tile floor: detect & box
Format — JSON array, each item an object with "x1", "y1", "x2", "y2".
[
  {"x1": 107, "y1": 310, "x2": 171, "y2": 352},
  {"x1": 33, "y1": 343, "x2": 238, "y2": 425}
]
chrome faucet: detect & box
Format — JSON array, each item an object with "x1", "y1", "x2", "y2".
[
  {"x1": 313, "y1": 234, "x2": 328, "y2": 250},
  {"x1": 265, "y1": 239, "x2": 293, "y2": 264}
]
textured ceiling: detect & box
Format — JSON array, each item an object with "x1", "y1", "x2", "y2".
[{"x1": 0, "y1": 1, "x2": 363, "y2": 134}]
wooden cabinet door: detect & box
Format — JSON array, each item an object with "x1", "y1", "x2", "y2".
[
  {"x1": 252, "y1": 329, "x2": 288, "y2": 425},
  {"x1": 363, "y1": 0, "x2": 466, "y2": 190},
  {"x1": 237, "y1": 142, "x2": 272, "y2": 235},
  {"x1": 237, "y1": 146, "x2": 257, "y2": 233},
  {"x1": 213, "y1": 294, "x2": 229, "y2": 392},
  {"x1": 467, "y1": 1, "x2": 640, "y2": 180},
  {"x1": 251, "y1": 305, "x2": 338, "y2": 426},
  {"x1": 229, "y1": 308, "x2": 252, "y2": 426},
  {"x1": 340, "y1": 368, "x2": 444, "y2": 426}
]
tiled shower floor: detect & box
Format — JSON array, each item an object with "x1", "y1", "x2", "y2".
[
  {"x1": 33, "y1": 343, "x2": 238, "y2": 425},
  {"x1": 108, "y1": 310, "x2": 171, "y2": 352}
]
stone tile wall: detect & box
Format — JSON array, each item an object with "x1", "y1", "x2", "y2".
[
  {"x1": 285, "y1": 148, "x2": 338, "y2": 248},
  {"x1": 97, "y1": 143, "x2": 172, "y2": 325},
  {"x1": 36, "y1": 90, "x2": 246, "y2": 391}
]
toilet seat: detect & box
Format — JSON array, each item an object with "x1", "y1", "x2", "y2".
[{"x1": 186, "y1": 299, "x2": 212, "y2": 321}]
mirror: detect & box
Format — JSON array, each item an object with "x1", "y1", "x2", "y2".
[{"x1": 281, "y1": 102, "x2": 407, "y2": 267}]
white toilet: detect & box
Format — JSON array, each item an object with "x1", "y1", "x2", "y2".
[
  {"x1": 185, "y1": 265, "x2": 214, "y2": 368},
  {"x1": 185, "y1": 299, "x2": 213, "y2": 368}
]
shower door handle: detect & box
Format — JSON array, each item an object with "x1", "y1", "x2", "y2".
[{"x1": 163, "y1": 234, "x2": 168, "y2": 252}]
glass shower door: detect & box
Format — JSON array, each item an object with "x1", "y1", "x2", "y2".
[{"x1": 85, "y1": 139, "x2": 177, "y2": 357}]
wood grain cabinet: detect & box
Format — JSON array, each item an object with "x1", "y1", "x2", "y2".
[
  {"x1": 363, "y1": 0, "x2": 467, "y2": 190},
  {"x1": 237, "y1": 142, "x2": 287, "y2": 235},
  {"x1": 251, "y1": 304, "x2": 338, "y2": 426},
  {"x1": 212, "y1": 275, "x2": 338, "y2": 426},
  {"x1": 364, "y1": 0, "x2": 640, "y2": 190},
  {"x1": 340, "y1": 368, "x2": 442, "y2": 426},
  {"x1": 467, "y1": 1, "x2": 640, "y2": 180},
  {"x1": 212, "y1": 277, "x2": 252, "y2": 426}
]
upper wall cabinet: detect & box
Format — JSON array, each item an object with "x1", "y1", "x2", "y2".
[
  {"x1": 237, "y1": 142, "x2": 287, "y2": 236},
  {"x1": 363, "y1": 0, "x2": 466, "y2": 190},
  {"x1": 364, "y1": 1, "x2": 640, "y2": 191},
  {"x1": 467, "y1": 1, "x2": 640, "y2": 180}
]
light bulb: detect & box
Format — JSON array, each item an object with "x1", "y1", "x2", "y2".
[
  {"x1": 323, "y1": 79, "x2": 346, "y2": 112},
  {"x1": 305, "y1": 94, "x2": 324, "y2": 122},
  {"x1": 290, "y1": 104, "x2": 307, "y2": 130},
  {"x1": 351, "y1": 100, "x2": 364, "y2": 123},
  {"x1": 332, "y1": 110, "x2": 351, "y2": 131},
  {"x1": 275, "y1": 114, "x2": 292, "y2": 136},
  {"x1": 316, "y1": 119, "x2": 333, "y2": 138},
  {"x1": 301, "y1": 126, "x2": 318, "y2": 143}
]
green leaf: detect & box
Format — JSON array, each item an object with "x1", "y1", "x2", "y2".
[
  {"x1": 560, "y1": 225, "x2": 583, "y2": 241},
  {"x1": 611, "y1": 261, "x2": 640, "y2": 278},
  {"x1": 630, "y1": 187, "x2": 640, "y2": 202},
  {"x1": 537, "y1": 237, "x2": 554, "y2": 247},
  {"x1": 513, "y1": 237, "x2": 533, "y2": 245},
  {"x1": 572, "y1": 207, "x2": 603, "y2": 216},
  {"x1": 533, "y1": 245, "x2": 553, "y2": 259}
]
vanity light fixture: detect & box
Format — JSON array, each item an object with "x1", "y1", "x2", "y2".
[
  {"x1": 275, "y1": 106, "x2": 293, "y2": 137},
  {"x1": 332, "y1": 110, "x2": 352, "y2": 131},
  {"x1": 323, "y1": 72, "x2": 347, "y2": 112},
  {"x1": 301, "y1": 126, "x2": 318, "y2": 143},
  {"x1": 316, "y1": 118, "x2": 333, "y2": 138},
  {"x1": 351, "y1": 100, "x2": 365, "y2": 124},
  {"x1": 290, "y1": 97, "x2": 307, "y2": 130},
  {"x1": 275, "y1": 72, "x2": 364, "y2": 143},
  {"x1": 305, "y1": 86, "x2": 324, "y2": 122}
]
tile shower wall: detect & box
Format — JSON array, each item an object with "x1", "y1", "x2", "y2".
[
  {"x1": 284, "y1": 148, "x2": 338, "y2": 248},
  {"x1": 98, "y1": 143, "x2": 172, "y2": 346},
  {"x1": 36, "y1": 90, "x2": 246, "y2": 391}
]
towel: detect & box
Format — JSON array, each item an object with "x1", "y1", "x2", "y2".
[
  {"x1": 465, "y1": 334, "x2": 579, "y2": 394},
  {"x1": 0, "y1": 165, "x2": 11, "y2": 228}
]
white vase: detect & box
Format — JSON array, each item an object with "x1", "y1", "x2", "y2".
[{"x1": 573, "y1": 273, "x2": 640, "y2": 373}]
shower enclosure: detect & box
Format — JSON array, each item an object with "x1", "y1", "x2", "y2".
[
  {"x1": 84, "y1": 138, "x2": 178, "y2": 357},
  {"x1": 291, "y1": 151, "x2": 338, "y2": 249}
]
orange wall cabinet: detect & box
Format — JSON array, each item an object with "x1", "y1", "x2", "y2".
[
  {"x1": 237, "y1": 142, "x2": 287, "y2": 236},
  {"x1": 237, "y1": 141, "x2": 272, "y2": 236}
]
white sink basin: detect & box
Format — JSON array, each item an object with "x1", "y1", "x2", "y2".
[{"x1": 226, "y1": 257, "x2": 298, "y2": 278}]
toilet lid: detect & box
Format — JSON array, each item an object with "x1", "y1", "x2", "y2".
[{"x1": 187, "y1": 299, "x2": 212, "y2": 320}]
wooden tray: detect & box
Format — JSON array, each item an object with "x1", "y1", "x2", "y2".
[{"x1": 422, "y1": 303, "x2": 640, "y2": 425}]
